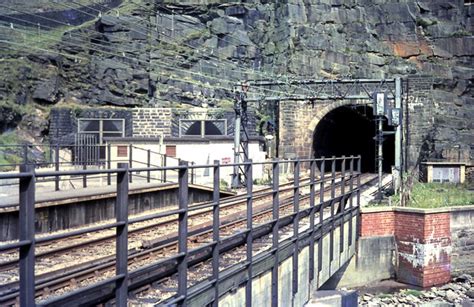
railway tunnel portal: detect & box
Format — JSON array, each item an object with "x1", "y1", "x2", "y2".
[
  {"x1": 312, "y1": 105, "x2": 395, "y2": 173},
  {"x1": 279, "y1": 98, "x2": 397, "y2": 175}
]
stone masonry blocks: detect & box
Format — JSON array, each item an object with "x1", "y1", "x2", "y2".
[{"x1": 132, "y1": 108, "x2": 172, "y2": 137}]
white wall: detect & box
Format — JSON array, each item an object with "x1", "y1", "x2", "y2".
[
  {"x1": 106, "y1": 140, "x2": 267, "y2": 186},
  {"x1": 176, "y1": 142, "x2": 266, "y2": 186}
]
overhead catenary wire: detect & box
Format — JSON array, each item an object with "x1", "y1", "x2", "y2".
[
  {"x1": 0, "y1": 10, "x2": 308, "y2": 100},
  {"x1": 0, "y1": 5, "x2": 310, "y2": 103},
  {"x1": 53, "y1": 0, "x2": 313, "y2": 95},
  {"x1": 0, "y1": 38, "x2": 232, "y2": 100},
  {"x1": 0, "y1": 4, "x2": 303, "y2": 97},
  {"x1": 0, "y1": 24, "x2": 300, "y2": 99},
  {"x1": 0, "y1": 3, "x2": 316, "y2": 101},
  {"x1": 92, "y1": 0, "x2": 262, "y2": 56},
  {"x1": 0, "y1": 37, "x2": 269, "y2": 104},
  {"x1": 0, "y1": 3, "x2": 309, "y2": 92}
]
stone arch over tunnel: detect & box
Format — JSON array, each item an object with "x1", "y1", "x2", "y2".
[{"x1": 310, "y1": 103, "x2": 395, "y2": 173}]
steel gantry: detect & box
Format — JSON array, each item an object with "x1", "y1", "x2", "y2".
[{"x1": 231, "y1": 78, "x2": 404, "y2": 194}]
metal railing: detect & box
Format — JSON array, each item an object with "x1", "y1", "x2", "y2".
[
  {"x1": 0, "y1": 143, "x2": 197, "y2": 192},
  {"x1": 0, "y1": 155, "x2": 362, "y2": 306}
]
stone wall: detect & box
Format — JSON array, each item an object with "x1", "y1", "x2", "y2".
[
  {"x1": 279, "y1": 101, "x2": 314, "y2": 159},
  {"x1": 451, "y1": 208, "x2": 474, "y2": 276},
  {"x1": 278, "y1": 74, "x2": 473, "y2": 172},
  {"x1": 49, "y1": 107, "x2": 133, "y2": 145},
  {"x1": 402, "y1": 75, "x2": 473, "y2": 169},
  {"x1": 132, "y1": 108, "x2": 172, "y2": 138},
  {"x1": 279, "y1": 100, "x2": 368, "y2": 159}
]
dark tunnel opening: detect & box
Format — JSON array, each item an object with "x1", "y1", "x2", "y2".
[{"x1": 312, "y1": 105, "x2": 395, "y2": 173}]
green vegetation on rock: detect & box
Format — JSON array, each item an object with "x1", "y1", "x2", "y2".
[{"x1": 0, "y1": 132, "x2": 22, "y2": 171}]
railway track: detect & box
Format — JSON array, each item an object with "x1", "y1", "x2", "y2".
[
  {"x1": 0, "y1": 176, "x2": 328, "y2": 275},
  {"x1": 0, "y1": 172, "x2": 377, "y2": 306}
]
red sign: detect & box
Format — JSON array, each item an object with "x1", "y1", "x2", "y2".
[{"x1": 221, "y1": 157, "x2": 231, "y2": 164}]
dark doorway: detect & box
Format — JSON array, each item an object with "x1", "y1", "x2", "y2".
[{"x1": 312, "y1": 105, "x2": 395, "y2": 173}]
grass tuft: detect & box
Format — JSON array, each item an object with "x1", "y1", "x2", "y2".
[{"x1": 394, "y1": 182, "x2": 474, "y2": 208}]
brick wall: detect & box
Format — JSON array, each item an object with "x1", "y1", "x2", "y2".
[
  {"x1": 360, "y1": 208, "x2": 451, "y2": 287},
  {"x1": 395, "y1": 212, "x2": 451, "y2": 287},
  {"x1": 360, "y1": 211, "x2": 395, "y2": 237},
  {"x1": 132, "y1": 108, "x2": 172, "y2": 137}
]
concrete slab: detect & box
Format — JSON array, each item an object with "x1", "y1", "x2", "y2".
[
  {"x1": 219, "y1": 286, "x2": 246, "y2": 307},
  {"x1": 294, "y1": 247, "x2": 310, "y2": 307},
  {"x1": 318, "y1": 234, "x2": 331, "y2": 286},
  {"x1": 252, "y1": 272, "x2": 272, "y2": 307}
]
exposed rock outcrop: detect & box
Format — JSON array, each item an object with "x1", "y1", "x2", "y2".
[{"x1": 0, "y1": 0, "x2": 472, "y2": 163}]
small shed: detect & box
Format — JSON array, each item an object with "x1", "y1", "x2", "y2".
[{"x1": 422, "y1": 161, "x2": 467, "y2": 184}]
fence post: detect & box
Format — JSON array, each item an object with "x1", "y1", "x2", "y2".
[
  {"x1": 318, "y1": 157, "x2": 325, "y2": 274},
  {"x1": 129, "y1": 144, "x2": 133, "y2": 183},
  {"x1": 147, "y1": 149, "x2": 151, "y2": 183},
  {"x1": 340, "y1": 155, "x2": 346, "y2": 254},
  {"x1": 292, "y1": 159, "x2": 300, "y2": 296},
  {"x1": 163, "y1": 154, "x2": 167, "y2": 183},
  {"x1": 356, "y1": 156, "x2": 362, "y2": 242},
  {"x1": 245, "y1": 159, "x2": 253, "y2": 306},
  {"x1": 55, "y1": 144, "x2": 60, "y2": 191},
  {"x1": 83, "y1": 162, "x2": 87, "y2": 188},
  {"x1": 349, "y1": 156, "x2": 354, "y2": 246},
  {"x1": 309, "y1": 159, "x2": 316, "y2": 282},
  {"x1": 107, "y1": 144, "x2": 111, "y2": 186},
  {"x1": 212, "y1": 160, "x2": 220, "y2": 307},
  {"x1": 49, "y1": 143, "x2": 53, "y2": 166},
  {"x1": 330, "y1": 156, "x2": 336, "y2": 262},
  {"x1": 19, "y1": 164, "x2": 35, "y2": 306},
  {"x1": 177, "y1": 161, "x2": 189, "y2": 302},
  {"x1": 116, "y1": 163, "x2": 129, "y2": 306},
  {"x1": 271, "y1": 159, "x2": 279, "y2": 307}
]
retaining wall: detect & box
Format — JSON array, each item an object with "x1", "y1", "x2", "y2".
[
  {"x1": 451, "y1": 208, "x2": 474, "y2": 276},
  {"x1": 208, "y1": 216, "x2": 358, "y2": 307},
  {"x1": 329, "y1": 206, "x2": 474, "y2": 289}
]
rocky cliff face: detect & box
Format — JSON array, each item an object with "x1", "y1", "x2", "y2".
[{"x1": 0, "y1": 0, "x2": 472, "y2": 162}]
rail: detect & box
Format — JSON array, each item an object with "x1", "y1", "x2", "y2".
[{"x1": 0, "y1": 155, "x2": 362, "y2": 306}]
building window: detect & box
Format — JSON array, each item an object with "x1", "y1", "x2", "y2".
[
  {"x1": 166, "y1": 145, "x2": 177, "y2": 157},
  {"x1": 78, "y1": 118, "x2": 125, "y2": 143},
  {"x1": 77, "y1": 118, "x2": 125, "y2": 159},
  {"x1": 117, "y1": 145, "x2": 128, "y2": 157},
  {"x1": 179, "y1": 119, "x2": 227, "y2": 137}
]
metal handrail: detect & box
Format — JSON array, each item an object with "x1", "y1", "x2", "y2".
[{"x1": 0, "y1": 156, "x2": 362, "y2": 306}]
